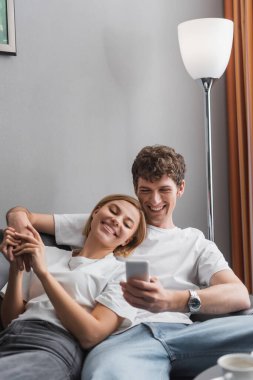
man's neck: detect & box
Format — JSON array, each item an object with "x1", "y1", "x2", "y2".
[{"x1": 148, "y1": 220, "x2": 176, "y2": 229}]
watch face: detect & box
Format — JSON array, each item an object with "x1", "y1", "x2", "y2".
[
  {"x1": 188, "y1": 291, "x2": 201, "y2": 313},
  {"x1": 190, "y1": 298, "x2": 201, "y2": 309}
]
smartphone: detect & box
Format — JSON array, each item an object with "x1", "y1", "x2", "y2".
[{"x1": 125, "y1": 260, "x2": 150, "y2": 281}]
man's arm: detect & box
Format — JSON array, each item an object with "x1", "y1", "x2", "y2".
[
  {"x1": 7, "y1": 207, "x2": 55, "y2": 235},
  {"x1": 121, "y1": 269, "x2": 250, "y2": 315},
  {"x1": 199, "y1": 270, "x2": 250, "y2": 313}
]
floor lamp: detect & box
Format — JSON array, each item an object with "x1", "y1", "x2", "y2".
[{"x1": 178, "y1": 18, "x2": 234, "y2": 241}]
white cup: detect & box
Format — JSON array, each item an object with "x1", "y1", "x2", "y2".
[{"x1": 212, "y1": 353, "x2": 253, "y2": 380}]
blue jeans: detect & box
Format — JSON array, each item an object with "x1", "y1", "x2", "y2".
[{"x1": 81, "y1": 316, "x2": 253, "y2": 380}]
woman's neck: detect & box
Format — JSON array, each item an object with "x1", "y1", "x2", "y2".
[{"x1": 78, "y1": 235, "x2": 113, "y2": 259}]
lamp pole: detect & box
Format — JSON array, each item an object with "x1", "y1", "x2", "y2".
[
  {"x1": 178, "y1": 18, "x2": 233, "y2": 242},
  {"x1": 199, "y1": 78, "x2": 214, "y2": 241}
]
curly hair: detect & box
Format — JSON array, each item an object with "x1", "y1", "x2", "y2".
[{"x1": 132, "y1": 145, "x2": 186, "y2": 190}]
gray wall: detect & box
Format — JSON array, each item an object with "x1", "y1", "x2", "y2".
[{"x1": 0, "y1": 0, "x2": 230, "y2": 260}]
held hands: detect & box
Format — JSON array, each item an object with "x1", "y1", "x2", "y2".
[
  {"x1": 0, "y1": 227, "x2": 21, "y2": 257},
  {"x1": 0, "y1": 226, "x2": 47, "y2": 276},
  {"x1": 6, "y1": 208, "x2": 34, "y2": 271},
  {"x1": 120, "y1": 277, "x2": 171, "y2": 313},
  {"x1": 0, "y1": 227, "x2": 22, "y2": 271},
  {"x1": 12, "y1": 225, "x2": 47, "y2": 278},
  {"x1": 1, "y1": 226, "x2": 34, "y2": 272}
]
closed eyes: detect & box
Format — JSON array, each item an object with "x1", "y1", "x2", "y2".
[{"x1": 109, "y1": 205, "x2": 134, "y2": 229}]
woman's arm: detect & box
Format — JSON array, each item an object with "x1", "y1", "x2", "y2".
[
  {"x1": 0, "y1": 228, "x2": 26, "y2": 327},
  {"x1": 1, "y1": 264, "x2": 26, "y2": 328},
  {"x1": 1, "y1": 265, "x2": 25, "y2": 328},
  {"x1": 14, "y1": 226, "x2": 123, "y2": 348},
  {"x1": 40, "y1": 271, "x2": 123, "y2": 348}
]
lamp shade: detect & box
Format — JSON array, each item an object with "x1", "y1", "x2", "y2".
[{"x1": 178, "y1": 18, "x2": 233, "y2": 80}]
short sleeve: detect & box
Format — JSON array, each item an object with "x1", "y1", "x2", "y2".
[
  {"x1": 54, "y1": 214, "x2": 89, "y2": 248},
  {"x1": 95, "y1": 265, "x2": 137, "y2": 332},
  {"x1": 197, "y1": 238, "x2": 231, "y2": 286}
]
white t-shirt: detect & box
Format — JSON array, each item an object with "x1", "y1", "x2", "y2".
[
  {"x1": 54, "y1": 214, "x2": 230, "y2": 325},
  {"x1": 7, "y1": 246, "x2": 136, "y2": 333}
]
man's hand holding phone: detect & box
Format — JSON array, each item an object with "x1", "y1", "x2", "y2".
[{"x1": 121, "y1": 261, "x2": 170, "y2": 313}]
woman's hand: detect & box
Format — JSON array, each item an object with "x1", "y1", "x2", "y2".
[
  {"x1": 0, "y1": 227, "x2": 21, "y2": 257},
  {"x1": 0, "y1": 227, "x2": 23, "y2": 271},
  {"x1": 6, "y1": 208, "x2": 34, "y2": 271},
  {"x1": 13, "y1": 225, "x2": 48, "y2": 278}
]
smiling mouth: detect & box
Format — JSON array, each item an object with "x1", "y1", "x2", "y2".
[
  {"x1": 101, "y1": 222, "x2": 117, "y2": 236},
  {"x1": 148, "y1": 205, "x2": 165, "y2": 212}
]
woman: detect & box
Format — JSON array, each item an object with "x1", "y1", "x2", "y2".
[{"x1": 0, "y1": 194, "x2": 146, "y2": 380}]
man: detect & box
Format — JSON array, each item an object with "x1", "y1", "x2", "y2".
[{"x1": 3, "y1": 145, "x2": 252, "y2": 379}]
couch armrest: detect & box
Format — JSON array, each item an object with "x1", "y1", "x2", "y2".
[
  {"x1": 191, "y1": 294, "x2": 253, "y2": 322},
  {"x1": 39, "y1": 232, "x2": 71, "y2": 251}
]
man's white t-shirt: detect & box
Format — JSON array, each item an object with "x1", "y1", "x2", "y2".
[{"x1": 54, "y1": 214, "x2": 230, "y2": 326}]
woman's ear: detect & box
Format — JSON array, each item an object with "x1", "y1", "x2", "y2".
[
  {"x1": 121, "y1": 236, "x2": 133, "y2": 247},
  {"x1": 92, "y1": 206, "x2": 100, "y2": 218}
]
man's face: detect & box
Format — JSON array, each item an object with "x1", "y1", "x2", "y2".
[{"x1": 136, "y1": 175, "x2": 185, "y2": 229}]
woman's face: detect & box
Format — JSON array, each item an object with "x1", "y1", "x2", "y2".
[{"x1": 90, "y1": 200, "x2": 141, "y2": 249}]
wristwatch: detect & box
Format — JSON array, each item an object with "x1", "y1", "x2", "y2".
[{"x1": 188, "y1": 290, "x2": 201, "y2": 313}]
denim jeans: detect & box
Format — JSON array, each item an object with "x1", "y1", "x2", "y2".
[
  {"x1": 0, "y1": 319, "x2": 84, "y2": 380},
  {"x1": 81, "y1": 316, "x2": 253, "y2": 380}
]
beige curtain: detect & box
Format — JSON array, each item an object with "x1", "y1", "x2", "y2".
[{"x1": 224, "y1": 0, "x2": 253, "y2": 292}]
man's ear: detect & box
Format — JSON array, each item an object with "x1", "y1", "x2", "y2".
[{"x1": 177, "y1": 180, "x2": 185, "y2": 198}]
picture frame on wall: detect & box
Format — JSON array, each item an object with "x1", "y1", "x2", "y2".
[{"x1": 0, "y1": 0, "x2": 16, "y2": 55}]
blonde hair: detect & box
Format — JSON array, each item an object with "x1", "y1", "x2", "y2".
[{"x1": 83, "y1": 194, "x2": 146, "y2": 257}]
